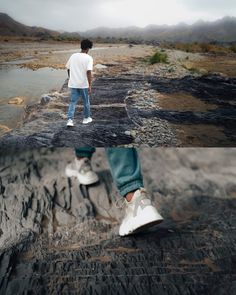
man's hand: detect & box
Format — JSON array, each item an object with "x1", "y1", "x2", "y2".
[{"x1": 87, "y1": 70, "x2": 92, "y2": 95}]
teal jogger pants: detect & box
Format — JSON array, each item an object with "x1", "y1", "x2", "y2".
[{"x1": 75, "y1": 148, "x2": 144, "y2": 197}]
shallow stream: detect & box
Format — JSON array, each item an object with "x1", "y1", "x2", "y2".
[{"x1": 0, "y1": 66, "x2": 66, "y2": 132}]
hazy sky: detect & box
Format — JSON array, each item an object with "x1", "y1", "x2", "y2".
[{"x1": 1, "y1": 0, "x2": 236, "y2": 31}]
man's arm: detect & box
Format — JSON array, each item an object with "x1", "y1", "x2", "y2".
[
  {"x1": 66, "y1": 57, "x2": 71, "y2": 78},
  {"x1": 87, "y1": 70, "x2": 92, "y2": 94}
]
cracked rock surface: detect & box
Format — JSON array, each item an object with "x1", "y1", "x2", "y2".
[{"x1": 0, "y1": 148, "x2": 236, "y2": 294}]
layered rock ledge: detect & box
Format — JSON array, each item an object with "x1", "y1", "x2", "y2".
[{"x1": 0, "y1": 149, "x2": 236, "y2": 294}]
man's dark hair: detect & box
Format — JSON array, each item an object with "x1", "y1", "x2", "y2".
[{"x1": 81, "y1": 39, "x2": 93, "y2": 50}]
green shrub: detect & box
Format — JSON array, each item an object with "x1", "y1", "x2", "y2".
[{"x1": 149, "y1": 51, "x2": 168, "y2": 64}]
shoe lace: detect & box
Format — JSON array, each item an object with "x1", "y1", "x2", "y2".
[
  {"x1": 80, "y1": 159, "x2": 92, "y2": 173},
  {"x1": 114, "y1": 189, "x2": 147, "y2": 209}
]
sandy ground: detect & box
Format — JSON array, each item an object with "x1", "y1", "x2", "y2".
[
  {"x1": 1, "y1": 41, "x2": 235, "y2": 77},
  {"x1": 0, "y1": 41, "x2": 154, "y2": 72},
  {"x1": 0, "y1": 40, "x2": 211, "y2": 78}
]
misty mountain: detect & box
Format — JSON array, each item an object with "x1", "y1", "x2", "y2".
[
  {"x1": 1, "y1": 13, "x2": 236, "y2": 43},
  {"x1": 82, "y1": 16, "x2": 236, "y2": 43}
]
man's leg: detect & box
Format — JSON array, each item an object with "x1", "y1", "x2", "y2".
[
  {"x1": 75, "y1": 147, "x2": 96, "y2": 159},
  {"x1": 105, "y1": 148, "x2": 144, "y2": 198},
  {"x1": 67, "y1": 88, "x2": 79, "y2": 122},
  {"x1": 106, "y1": 148, "x2": 163, "y2": 236},
  {"x1": 80, "y1": 89, "x2": 92, "y2": 123},
  {"x1": 65, "y1": 148, "x2": 98, "y2": 185}
]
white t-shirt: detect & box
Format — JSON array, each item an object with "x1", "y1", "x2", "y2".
[{"x1": 66, "y1": 53, "x2": 93, "y2": 89}]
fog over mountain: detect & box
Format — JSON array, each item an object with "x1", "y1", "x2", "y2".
[
  {"x1": 0, "y1": 0, "x2": 236, "y2": 31},
  {"x1": 1, "y1": 13, "x2": 236, "y2": 43},
  {"x1": 82, "y1": 16, "x2": 236, "y2": 43}
]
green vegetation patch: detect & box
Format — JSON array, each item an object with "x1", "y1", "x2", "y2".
[{"x1": 148, "y1": 50, "x2": 168, "y2": 64}]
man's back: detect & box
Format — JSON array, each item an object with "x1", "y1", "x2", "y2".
[{"x1": 66, "y1": 53, "x2": 93, "y2": 89}]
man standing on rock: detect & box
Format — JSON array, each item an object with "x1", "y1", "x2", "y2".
[{"x1": 66, "y1": 39, "x2": 93, "y2": 127}]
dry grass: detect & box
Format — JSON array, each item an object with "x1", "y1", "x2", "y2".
[
  {"x1": 183, "y1": 55, "x2": 236, "y2": 77},
  {"x1": 162, "y1": 42, "x2": 236, "y2": 54}
]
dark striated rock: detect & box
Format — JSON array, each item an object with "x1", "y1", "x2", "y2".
[
  {"x1": 129, "y1": 108, "x2": 236, "y2": 127},
  {"x1": 0, "y1": 74, "x2": 235, "y2": 150},
  {"x1": 148, "y1": 74, "x2": 236, "y2": 106},
  {"x1": 0, "y1": 148, "x2": 236, "y2": 294}
]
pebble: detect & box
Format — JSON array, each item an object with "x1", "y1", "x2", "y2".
[
  {"x1": 8, "y1": 97, "x2": 25, "y2": 105},
  {"x1": 95, "y1": 64, "x2": 108, "y2": 69},
  {"x1": 130, "y1": 130, "x2": 137, "y2": 137}
]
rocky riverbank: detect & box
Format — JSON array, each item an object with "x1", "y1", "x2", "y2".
[
  {"x1": 0, "y1": 72, "x2": 235, "y2": 150},
  {"x1": 0, "y1": 43, "x2": 235, "y2": 149},
  {"x1": 0, "y1": 148, "x2": 235, "y2": 294}
]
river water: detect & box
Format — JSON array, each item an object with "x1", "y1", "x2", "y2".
[
  {"x1": 0, "y1": 66, "x2": 66, "y2": 132},
  {"x1": 0, "y1": 46, "x2": 121, "y2": 134}
]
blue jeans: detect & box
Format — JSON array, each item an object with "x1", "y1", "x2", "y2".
[
  {"x1": 75, "y1": 148, "x2": 144, "y2": 197},
  {"x1": 67, "y1": 88, "x2": 91, "y2": 120}
]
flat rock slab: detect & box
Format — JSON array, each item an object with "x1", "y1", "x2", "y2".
[{"x1": 0, "y1": 149, "x2": 236, "y2": 294}]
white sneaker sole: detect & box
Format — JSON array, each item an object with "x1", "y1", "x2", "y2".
[
  {"x1": 67, "y1": 123, "x2": 74, "y2": 127},
  {"x1": 77, "y1": 174, "x2": 99, "y2": 185},
  {"x1": 119, "y1": 206, "x2": 164, "y2": 237},
  {"x1": 65, "y1": 166, "x2": 99, "y2": 185},
  {"x1": 65, "y1": 166, "x2": 77, "y2": 178},
  {"x1": 83, "y1": 118, "x2": 93, "y2": 124}
]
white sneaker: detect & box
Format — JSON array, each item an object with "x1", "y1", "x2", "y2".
[
  {"x1": 82, "y1": 117, "x2": 93, "y2": 124},
  {"x1": 65, "y1": 157, "x2": 99, "y2": 185},
  {"x1": 119, "y1": 188, "x2": 164, "y2": 237},
  {"x1": 67, "y1": 119, "x2": 74, "y2": 127}
]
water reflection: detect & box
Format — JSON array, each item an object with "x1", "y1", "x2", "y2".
[{"x1": 0, "y1": 66, "x2": 66, "y2": 131}]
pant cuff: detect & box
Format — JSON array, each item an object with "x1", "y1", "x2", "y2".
[
  {"x1": 119, "y1": 180, "x2": 144, "y2": 198},
  {"x1": 75, "y1": 148, "x2": 96, "y2": 159}
]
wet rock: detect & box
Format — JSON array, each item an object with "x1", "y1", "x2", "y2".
[
  {"x1": 41, "y1": 94, "x2": 52, "y2": 105},
  {"x1": 8, "y1": 96, "x2": 25, "y2": 105}
]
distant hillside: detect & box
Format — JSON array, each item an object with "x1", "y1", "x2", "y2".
[
  {"x1": 0, "y1": 13, "x2": 60, "y2": 38},
  {"x1": 82, "y1": 16, "x2": 236, "y2": 43},
  {"x1": 0, "y1": 13, "x2": 80, "y2": 40},
  {"x1": 1, "y1": 13, "x2": 236, "y2": 43}
]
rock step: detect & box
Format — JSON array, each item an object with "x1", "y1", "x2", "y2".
[{"x1": 0, "y1": 149, "x2": 236, "y2": 294}]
